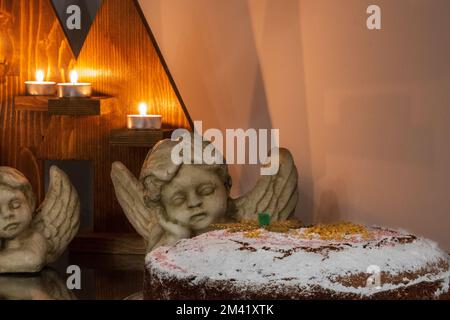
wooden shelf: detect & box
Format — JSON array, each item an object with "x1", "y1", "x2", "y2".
[
  {"x1": 69, "y1": 232, "x2": 146, "y2": 255},
  {"x1": 109, "y1": 128, "x2": 174, "y2": 147},
  {"x1": 14, "y1": 96, "x2": 116, "y2": 116},
  {"x1": 14, "y1": 96, "x2": 51, "y2": 112},
  {"x1": 48, "y1": 96, "x2": 116, "y2": 115}
]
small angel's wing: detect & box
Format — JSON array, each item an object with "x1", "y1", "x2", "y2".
[
  {"x1": 111, "y1": 162, "x2": 159, "y2": 246},
  {"x1": 232, "y1": 148, "x2": 299, "y2": 222},
  {"x1": 31, "y1": 166, "x2": 80, "y2": 264}
]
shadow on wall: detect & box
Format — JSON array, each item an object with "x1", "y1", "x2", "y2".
[
  {"x1": 254, "y1": 0, "x2": 314, "y2": 222},
  {"x1": 137, "y1": 0, "x2": 314, "y2": 222},
  {"x1": 230, "y1": 64, "x2": 273, "y2": 198}
]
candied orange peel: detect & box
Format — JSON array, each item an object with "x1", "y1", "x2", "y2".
[
  {"x1": 210, "y1": 220, "x2": 303, "y2": 236},
  {"x1": 211, "y1": 221, "x2": 259, "y2": 233},
  {"x1": 266, "y1": 220, "x2": 303, "y2": 233},
  {"x1": 297, "y1": 222, "x2": 371, "y2": 240},
  {"x1": 244, "y1": 230, "x2": 263, "y2": 238}
]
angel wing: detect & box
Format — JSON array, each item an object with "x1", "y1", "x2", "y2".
[
  {"x1": 232, "y1": 148, "x2": 299, "y2": 222},
  {"x1": 111, "y1": 162, "x2": 161, "y2": 249},
  {"x1": 31, "y1": 166, "x2": 80, "y2": 264}
]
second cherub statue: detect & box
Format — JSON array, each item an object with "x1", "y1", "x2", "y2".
[
  {"x1": 0, "y1": 166, "x2": 80, "y2": 273},
  {"x1": 111, "y1": 133, "x2": 299, "y2": 253}
]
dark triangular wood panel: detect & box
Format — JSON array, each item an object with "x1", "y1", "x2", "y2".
[{"x1": 50, "y1": 0, "x2": 103, "y2": 58}]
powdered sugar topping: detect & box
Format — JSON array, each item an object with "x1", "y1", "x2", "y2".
[{"x1": 146, "y1": 227, "x2": 450, "y2": 296}]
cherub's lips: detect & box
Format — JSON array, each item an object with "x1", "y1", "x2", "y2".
[
  {"x1": 190, "y1": 212, "x2": 207, "y2": 223},
  {"x1": 3, "y1": 222, "x2": 20, "y2": 232}
]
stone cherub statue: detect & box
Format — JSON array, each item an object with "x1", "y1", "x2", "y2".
[
  {"x1": 0, "y1": 166, "x2": 80, "y2": 273},
  {"x1": 111, "y1": 134, "x2": 298, "y2": 253}
]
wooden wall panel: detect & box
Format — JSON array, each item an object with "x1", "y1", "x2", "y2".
[{"x1": 0, "y1": 0, "x2": 191, "y2": 234}]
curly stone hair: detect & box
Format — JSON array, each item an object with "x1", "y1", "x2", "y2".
[
  {"x1": 0, "y1": 167, "x2": 36, "y2": 213},
  {"x1": 139, "y1": 133, "x2": 232, "y2": 207}
]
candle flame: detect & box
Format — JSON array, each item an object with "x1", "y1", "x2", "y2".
[
  {"x1": 138, "y1": 102, "x2": 148, "y2": 116},
  {"x1": 36, "y1": 70, "x2": 45, "y2": 82},
  {"x1": 70, "y1": 70, "x2": 79, "y2": 84}
]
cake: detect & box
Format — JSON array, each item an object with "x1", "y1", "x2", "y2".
[{"x1": 144, "y1": 223, "x2": 450, "y2": 300}]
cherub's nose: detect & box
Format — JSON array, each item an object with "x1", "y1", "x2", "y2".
[
  {"x1": 0, "y1": 207, "x2": 14, "y2": 219},
  {"x1": 187, "y1": 193, "x2": 202, "y2": 209}
]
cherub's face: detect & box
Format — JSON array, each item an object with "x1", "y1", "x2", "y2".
[
  {"x1": 161, "y1": 165, "x2": 228, "y2": 231},
  {"x1": 0, "y1": 186, "x2": 33, "y2": 239}
]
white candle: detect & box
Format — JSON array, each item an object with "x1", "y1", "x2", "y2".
[
  {"x1": 57, "y1": 70, "x2": 92, "y2": 98},
  {"x1": 127, "y1": 102, "x2": 162, "y2": 130},
  {"x1": 25, "y1": 70, "x2": 56, "y2": 96}
]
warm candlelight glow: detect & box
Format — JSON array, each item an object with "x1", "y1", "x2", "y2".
[
  {"x1": 138, "y1": 102, "x2": 148, "y2": 116},
  {"x1": 25, "y1": 70, "x2": 55, "y2": 95},
  {"x1": 36, "y1": 70, "x2": 45, "y2": 82},
  {"x1": 57, "y1": 70, "x2": 91, "y2": 97},
  {"x1": 128, "y1": 102, "x2": 162, "y2": 130},
  {"x1": 70, "y1": 70, "x2": 79, "y2": 84}
]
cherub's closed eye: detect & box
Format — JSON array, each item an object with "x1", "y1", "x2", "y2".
[
  {"x1": 9, "y1": 199, "x2": 21, "y2": 210},
  {"x1": 172, "y1": 194, "x2": 186, "y2": 206},
  {"x1": 197, "y1": 184, "x2": 215, "y2": 196}
]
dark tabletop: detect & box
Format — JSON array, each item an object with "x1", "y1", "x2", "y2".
[{"x1": 0, "y1": 252, "x2": 144, "y2": 300}]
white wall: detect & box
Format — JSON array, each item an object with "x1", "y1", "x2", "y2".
[{"x1": 138, "y1": 0, "x2": 450, "y2": 250}]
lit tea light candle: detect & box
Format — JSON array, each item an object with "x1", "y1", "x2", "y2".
[
  {"x1": 57, "y1": 70, "x2": 92, "y2": 98},
  {"x1": 25, "y1": 70, "x2": 56, "y2": 96},
  {"x1": 127, "y1": 102, "x2": 162, "y2": 130}
]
